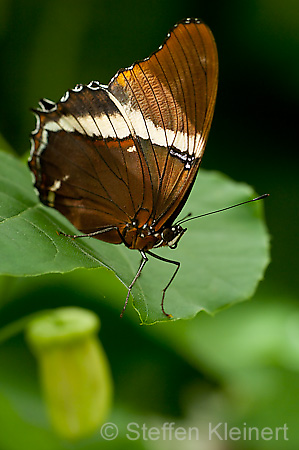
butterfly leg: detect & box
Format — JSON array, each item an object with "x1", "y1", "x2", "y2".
[
  {"x1": 58, "y1": 226, "x2": 118, "y2": 239},
  {"x1": 147, "y1": 250, "x2": 180, "y2": 318},
  {"x1": 120, "y1": 250, "x2": 148, "y2": 318}
]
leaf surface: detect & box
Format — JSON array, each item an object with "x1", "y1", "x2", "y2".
[{"x1": 0, "y1": 151, "x2": 270, "y2": 323}]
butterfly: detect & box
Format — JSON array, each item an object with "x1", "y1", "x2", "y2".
[{"x1": 29, "y1": 18, "x2": 219, "y2": 318}]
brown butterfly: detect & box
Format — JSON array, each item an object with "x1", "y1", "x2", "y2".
[{"x1": 29, "y1": 19, "x2": 219, "y2": 317}]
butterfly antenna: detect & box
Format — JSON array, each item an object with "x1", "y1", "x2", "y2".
[{"x1": 177, "y1": 193, "x2": 269, "y2": 226}]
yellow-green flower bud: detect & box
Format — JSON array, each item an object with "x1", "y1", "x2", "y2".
[{"x1": 26, "y1": 307, "x2": 113, "y2": 440}]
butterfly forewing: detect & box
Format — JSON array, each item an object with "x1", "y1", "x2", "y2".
[{"x1": 108, "y1": 19, "x2": 218, "y2": 226}]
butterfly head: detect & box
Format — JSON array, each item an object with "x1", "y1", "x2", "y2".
[{"x1": 160, "y1": 225, "x2": 187, "y2": 250}]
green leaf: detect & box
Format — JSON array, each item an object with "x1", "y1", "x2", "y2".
[{"x1": 0, "y1": 151, "x2": 270, "y2": 324}]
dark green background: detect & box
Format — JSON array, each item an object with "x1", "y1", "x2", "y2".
[{"x1": 0, "y1": 0, "x2": 298, "y2": 449}]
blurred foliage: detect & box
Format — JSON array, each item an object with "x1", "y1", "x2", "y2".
[{"x1": 0, "y1": 0, "x2": 298, "y2": 449}]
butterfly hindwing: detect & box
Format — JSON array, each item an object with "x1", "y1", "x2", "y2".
[{"x1": 30, "y1": 84, "x2": 156, "y2": 243}]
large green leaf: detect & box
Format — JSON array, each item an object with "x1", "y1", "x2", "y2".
[{"x1": 0, "y1": 151, "x2": 270, "y2": 324}]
